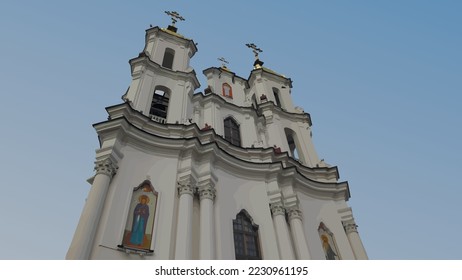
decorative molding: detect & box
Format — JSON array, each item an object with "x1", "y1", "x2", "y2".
[
  {"x1": 177, "y1": 183, "x2": 194, "y2": 196},
  {"x1": 270, "y1": 203, "x2": 285, "y2": 216},
  {"x1": 97, "y1": 105, "x2": 348, "y2": 200},
  {"x1": 198, "y1": 185, "x2": 216, "y2": 201},
  {"x1": 94, "y1": 158, "x2": 118, "y2": 178},
  {"x1": 342, "y1": 220, "x2": 359, "y2": 234},
  {"x1": 264, "y1": 112, "x2": 274, "y2": 124},
  {"x1": 287, "y1": 208, "x2": 303, "y2": 221}
]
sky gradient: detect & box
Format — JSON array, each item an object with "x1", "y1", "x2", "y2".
[{"x1": 0, "y1": 1, "x2": 461, "y2": 259}]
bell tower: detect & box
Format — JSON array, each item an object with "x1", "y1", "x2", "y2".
[
  {"x1": 123, "y1": 11, "x2": 199, "y2": 124},
  {"x1": 244, "y1": 43, "x2": 320, "y2": 167}
]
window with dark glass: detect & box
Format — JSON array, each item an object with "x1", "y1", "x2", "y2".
[
  {"x1": 162, "y1": 48, "x2": 175, "y2": 69},
  {"x1": 233, "y1": 210, "x2": 261, "y2": 260},
  {"x1": 150, "y1": 87, "x2": 170, "y2": 119},
  {"x1": 251, "y1": 94, "x2": 257, "y2": 109},
  {"x1": 224, "y1": 117, "x2": 241, "y2": 146},
  {"x1": 273, "y1": 87, "x2": 282, "y2": 108}
]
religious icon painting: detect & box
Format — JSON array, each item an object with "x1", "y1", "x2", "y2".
[
  {"x1": 122, "y1": 180, "x2": 158, "y2": 251},
  {"x1": 318, "y1": 222, "x2": 340, "y2": 260}
]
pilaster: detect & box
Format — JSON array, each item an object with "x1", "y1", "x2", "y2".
[
  {"x1": 174, "y1": 179, "x2": 194, "y2": 259},
  {"x1": 270, "y1": 202, "x2": 295, "y2": 259},
  {"x1": 287, "y1": 207, "x2": 311, "y2": 259},
  {"x1": 66, "y1": 157, "x2": 118, "y2": 259},
  {"x1": 198, "y1": 182, "x2": 216, "y2": 259},
  {"x1": 342, "y1": 219, "x2": 368, "y2": 260}
]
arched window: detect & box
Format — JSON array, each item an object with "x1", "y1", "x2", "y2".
[
  {"x1": 222, "y1": 83, "x2": 233, "y2": 98},
  {"x1": 162, "y1": 48, "x2": 175, "y2": 69},
  {"x1": 285, "y1": 128, "x2": 299, "y2": 159},
  {"x1": 251, "y1": 94, "x2": 257, "y2": 109},
  {"x1": 273, "y1": 87, "x2": 282, "y2": 108},
  {"x1": 150, "y1": 86, "x2": 170, "y2": 120},
  {"x1": 233, "y1": 210, "x2": 261, "y2": 260},
  {"x1": 224, "y1": 117, "x2": 241, "y2": 146}
]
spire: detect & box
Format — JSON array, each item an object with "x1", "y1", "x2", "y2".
[
  {"x1": 246, "y1": 43, "x2": 264, "y2": 69},
  {"x1": 164, "y1": 11, "x2": 185, "y2": 33}
]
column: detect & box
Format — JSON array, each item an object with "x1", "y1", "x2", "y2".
[
  {"x1": 287, "y1": 208, "x2": 311, "y2": 259},
  {"x1": 66, "y1": 158, "x2": 117, "y2": 259},
  {"x1": 343, "y1": 219, "x2": 368, "y2": 260},
  {"x1": 270, "y1": 203, "x2": 295, "y2": 259},
  {"x1": 198, "y1": 185, "x2": 216, "y2": 259},
  {"x1": 174, "y1": 183, "x2": 194, "y2": 259}
]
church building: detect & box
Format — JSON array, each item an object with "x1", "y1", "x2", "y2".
[{"x1": 66, "y1": 13, "x2": 368, "y2": 260}]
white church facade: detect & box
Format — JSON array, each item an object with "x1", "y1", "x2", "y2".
[{"x1": 67, "y1": 15, "x2": 368, "y2": 260}]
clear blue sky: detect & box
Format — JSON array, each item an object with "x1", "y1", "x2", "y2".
[{"x1": 0, "y1": 1, "x2": 460, "y2": 259}]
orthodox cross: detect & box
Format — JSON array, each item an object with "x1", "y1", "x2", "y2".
[
  {"x1": 164, "y1": 11, "x2": 185, "y2": 26},
  {"x1": 218, "y1": 57, "x2": 229, "y2": 68},
  {"x1": 246, "y1": 43, "x2": 263, "y2": 58}
]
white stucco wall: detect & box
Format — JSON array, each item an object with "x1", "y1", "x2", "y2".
[
  {"x1": 90, "y1": 145, "x2": 180, "y2": 260},
  {"x1": 297, "y1": 191, "x2": 355, "y2": 260}
]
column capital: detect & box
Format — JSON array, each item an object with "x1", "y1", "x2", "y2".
[
  {"x1": 270, "y1": 203, "x2": 285, "y2": 216},
  {"x1": 342, "y1": 219, "x2": 359, "y2": 234},
  {"x1": 287, "y1": 208, "x2": 303, "y2": 221},
  {"x1": 198, "y1": 185, "x2": 216, "y2": 201},
  {"x1": 94, "y1": 158, "x2": 118, "y2": 178},
  {"x1": 177, "y1": 183, "x2": 194, "y2": 197}
]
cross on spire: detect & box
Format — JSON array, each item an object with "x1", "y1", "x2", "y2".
[
  {"x1": 218, "y1": 57, "x2": 229, "y2": 68},
  {"x1": 164, "y1": 11, "x2": 185, "y2": 26},
  {"x1": 246, "y1": 43, "x2": 264, "y2": 69},
  {"x1": 246, "y1": 43, "x2": 263, "y2": 58}
]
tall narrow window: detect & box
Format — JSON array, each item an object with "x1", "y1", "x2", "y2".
[
  {"x1": 273, "y1": 87, "x2": 282, "y2": 108},
  {"x1": 150, "y1": 86, "x2": 170, "y2": 120},
  {"x1": 285, "y1": 128, "x2": 299, "y2": 159},
  {"x1": 222, "y1": 83, "x2": 233, "y2": 98},
  {"x1": 251, "y1": 94, "x2": 257, "y2": 109},
  {"x1": 233, "y1": 210, "x2": 261, "y2": 260},
  {"x1": 224, "y1": 117, "x2": 241, "y2": 146},
  {"x1": 162, "y1": 48, "x2": 175, "y2": 69}
]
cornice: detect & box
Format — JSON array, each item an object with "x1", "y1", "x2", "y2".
[
  {"x1": 258, "y1": 101, "x2": 312, "y2": 126},
  {"x1": 145, "y1": 26, "x2": 198, "y2": 56},
  {"x1": 202, "y1": 67, "x2": 248, "y2": 87},
  {"x1": 129, "y1": 55, "x2": 200, "y2": 89},
  {"x1": 93, "y1": 103, "x2": 350, "y2": 201},
  {"x1": 248, "y1": 67, "x2": 293, "y2": 88},
  {"x1": 102, "y1": 102, "x2": 339, "y2": 182},
  {"x1": 191, "y1": 91, "x2": 265, "y2": 120},
  {"x1": 192, "y1": 89, "x2": 312, "y2": 126}
]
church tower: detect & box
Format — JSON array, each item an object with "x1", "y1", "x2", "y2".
[{"x1": 67, "y1": 12, "x2": 368, "y2": 260}]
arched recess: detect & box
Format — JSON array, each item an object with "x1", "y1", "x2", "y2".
[
  {"x1": 318, "y1": 222, "x2": 341, "y2": 260},
  {"x1": 222, "y1": 83, "x2": 233, "y2": 98},
  {"x1": 224, "y1": 116, "x2": 241, "y2": 146},
  {"x1": 150, "y1": 86, "x2": 171, "y2": 120},
  {"x1": 284, "y1": 128, "x2": 304, "y2": 162},
  {"x1": 120, "y1": 180, "x2": 159, "y2": 252},
  {"x1": 272, "y1": 87, "x2": 282, "y2": 108},
  {"x1": 162, "y1": 48, "x2": 175, "y2": 69},
  {"x1": 233, "y1": 210, "x2": 261, "y2": 260},
  {"x1": 251, "y1": 94, "x2": 257, "y2": 109}
]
